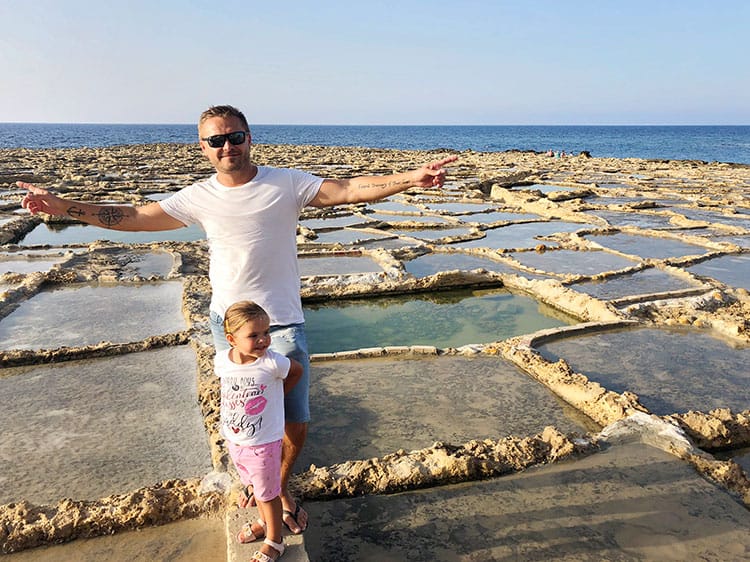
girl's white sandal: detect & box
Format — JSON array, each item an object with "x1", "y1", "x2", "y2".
[
  {"x1": 251, "y1": 538, "x2": 285, "y2": 562},
  {"x1": 237, "y1": 518, "x2": 266, "y2": 544}
]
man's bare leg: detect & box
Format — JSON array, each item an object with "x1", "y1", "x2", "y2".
[{"x1": 280, "y1": 420, "x2": 308, "y2": 533}]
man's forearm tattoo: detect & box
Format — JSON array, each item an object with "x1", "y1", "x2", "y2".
[
  {"x1": 95, "y1": 207, "x2": 125, "y2": 227},
  {"x1": 358, "y1": 178, "x2": 411, "y2": 191},
  {"x1": 66, "y1": 205, "x2": 126, "y2": 227},
  {"x1": 66, "y1": 206, "x2": 85, "y2": 218}
]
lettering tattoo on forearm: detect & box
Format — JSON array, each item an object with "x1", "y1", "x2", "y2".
[{"x1": 358, "y1": 178, "x2": 411, "y2": 191}]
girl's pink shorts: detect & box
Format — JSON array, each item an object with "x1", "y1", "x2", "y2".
[{"x1": 227, "y1": 439, "x2": 283, "y2": 502}]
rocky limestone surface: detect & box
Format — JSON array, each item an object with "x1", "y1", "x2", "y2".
[{"x1": 1, "y1": 143, "x2": 748, "y2": 553}]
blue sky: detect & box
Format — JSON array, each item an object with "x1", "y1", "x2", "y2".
[{"x1": 1, "y1": 1, "x2": 747, "y2": 125}]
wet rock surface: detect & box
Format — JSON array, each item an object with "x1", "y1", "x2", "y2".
[{"x1": 1, "y1": 144, "x2": 749, "y2": 557}]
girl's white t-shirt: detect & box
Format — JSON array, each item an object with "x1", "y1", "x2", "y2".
[
  {"x1": 215, "y1": 348, "x2": 291, "y2": 446},
  {"x1": 159, "y1": 166, "x2": 322, "y2": 324}
]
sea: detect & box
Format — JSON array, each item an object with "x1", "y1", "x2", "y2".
[{"x1": 1, "y1": 123, "x2": 749, "y2": 165}]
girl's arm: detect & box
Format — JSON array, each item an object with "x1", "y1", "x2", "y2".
[{"x1": 284, "y1": 358, "x2": 303, "y2": 394}]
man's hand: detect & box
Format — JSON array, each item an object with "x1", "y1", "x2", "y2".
[
  {"x1": 310, "y1": 154, "x2": 459, "y2": 207},
  {"x1": 18, "y1": 180, "x2": 185, "y2": 231},
  {"x1": 411, "y1": 155, "x2": 459, "y2": 188},
  {"x1": 18, "y1": 181, "x2": 66, "y2": 216}
]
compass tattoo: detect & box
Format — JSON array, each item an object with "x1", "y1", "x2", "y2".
[{"x1": 94, "y1": 207, "x2": 125, "y2": 227}]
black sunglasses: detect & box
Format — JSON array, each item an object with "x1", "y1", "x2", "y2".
[{"x1": 201, "y1": 131, "x2": 248, "y2": 148}]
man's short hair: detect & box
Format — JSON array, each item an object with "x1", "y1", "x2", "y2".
[{"x1": 198, "y1": 105, "x2": 250, "y2": 132}]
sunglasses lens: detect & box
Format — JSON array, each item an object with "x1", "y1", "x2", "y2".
[
  {"x1": 204, "y1": 132, "x2": 246, "y2": 148},
  {"x1": 227, "y1": 131, "x2": 246, "y2": 145},
  {"x1": 206, "y1": 135, "x2": 225, "y2": 148}
]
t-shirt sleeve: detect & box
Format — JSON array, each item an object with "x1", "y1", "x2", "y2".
[
  {"x1": 288, "y1": 168, "x2": 324, "y2": 211},
  {"x1": 158, "y1": 186, "x2": 198, "y2": 226},
  {"x1": 213, "y1": 349, "x2": 229, "y2": 378},
  {"x1": 268, "y1": 350, "x2": 292, "y2": 380}
]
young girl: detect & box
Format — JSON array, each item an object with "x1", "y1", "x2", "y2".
[{"x1": 217, "y1": 300, "x2": 303, "y2": 562}]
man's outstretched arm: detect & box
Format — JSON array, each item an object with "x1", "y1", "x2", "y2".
[
  {"x1": 309, "y1": 155, "x2": 458, "y2": 208},
  {"x1": 19, "y1": 181, "x2": 186, "y2": 232}
]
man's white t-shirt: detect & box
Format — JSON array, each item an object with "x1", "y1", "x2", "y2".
[{"x1": 159, "y1": 166, "x2": 323, "y2": 324}]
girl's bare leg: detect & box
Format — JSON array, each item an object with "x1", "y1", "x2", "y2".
[{"x1": 255, "y1": 497, "x2": 284, "y2": 559}]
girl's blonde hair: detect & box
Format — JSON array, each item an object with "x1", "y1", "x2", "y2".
[{"x1": 223, "y1": 300, "x2": 269, "y2": 336}]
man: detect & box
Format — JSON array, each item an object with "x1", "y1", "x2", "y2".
[{"x1": 20, "y1": 104, "x2": 457, "y2": 534}]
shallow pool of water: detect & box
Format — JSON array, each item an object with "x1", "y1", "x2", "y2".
[
  {"x1": 20, "y1": 223, "x2": 205, "y2": 245},
  {"x1": 121, "y1": 251, "x2": 175, "y2": 278},
  {"x1": 358, "y1": 237, "x2": 416, "y2": 250},
  {"x1": 304, "y1": 288, "x2": 577, "y2": 354},
  {"x1": 459, "y1": 210, "x2": 541, "y2": 224},
  {"x1": 0, "y1": 346, "x2": 211, "y2": 505},
  {"x1": 509, "y1": 249, "x2": 639, "y2": 276},
  {"x1": 584, "y1": 210, "x2": 676, "y2": 229},
  {"x1": 303, "y1": 354, "x2": 598, "y2": 468},
  {"x1": 674, "y1": 208, "x2": 750, "y2": 228},
  {"x1": 299, "y1": 255, "x2": 384, "y2": 276},
  {"x1": 422, "y1": 201, "x2": 495, "y2": 213},
  {"x1": 308, "y1": 228, "x2": 392, "y2": 245},
  {"x1": 389, "y1": 227, "x2": 474, "y2": 241},
  {"x1": 452, "y1": 221, "x2": 594, "y2": 251},
  {"x1": 569, "y1": 268, "x2": 703, "y2": 300},
  {"x1": 699, "y1": 234, "x2": 750, "y2": 248},
  {"x1": 404, "y1": 252, "x2": 539, "y2": 278},
  {"x1": 5, "y1": 517, "x2": 227, "y2": 562},
  {"x1": 686, "y1": 254, "x2": 750, "y2": 290},
  {"x1": 586, "y1": 233, "x2": 710, "y2": 259},
  {"x1": 536, "y1": 327, "x2": 750, "y2": 415},
  {"x1": 0, "y1": 255, "x2": 67, "y2": 275},
  {"x1": 0, "y1": 281, "x2": 185, "y2": 350},
  {"x1": 367, "y1": 212, "x2": 452, "y2": 224},
  {"x1": 303, "y1": 441, "x2": 750, "y2": 561},
  {"x1": 300, "y1": 214, "x2": 373, "y2": 229},
  {"x1": 367, "y1": 201, "x2": 424, "y2": 213}
]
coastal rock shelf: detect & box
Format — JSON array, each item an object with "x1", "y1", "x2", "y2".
[{"x1": 1, "y1": 144, "x2": 749, "y2": 558}]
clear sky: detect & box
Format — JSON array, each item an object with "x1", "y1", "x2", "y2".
[{"x1": 1, "y1": 0, "x2": 748, "y2": 125}]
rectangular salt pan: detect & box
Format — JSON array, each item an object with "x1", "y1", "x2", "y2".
[
  {"x1": 586, "y1": 233, "x2": 710, "y2": 259},
  {"x1": 0, "y1": 346, "x2": 212, "y2": 505},
  {"x1": 304, "y1": 288, "x2": 576, "y2": 353},
  {"x1": 299, "y1": 255, "x2": 383, "y2": 276},
  {"x1": 570, "y1": 268, "x2": 702, "y2": 300},
  {"x1": 20, "y1": 223, "x2": 205, "y2": 245},
  {"x1": 303, "y1": 355, "x2": 597, "y2": 468},
  {"x1": 0, "y1": 281, "x2": 185, "y2": 350},
  {"x1": 509, "y1": 249, "x2": 639, "y2": 276},
  {"x1": 537, "y1": 327, "x2": 750, "y2": 415}
]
